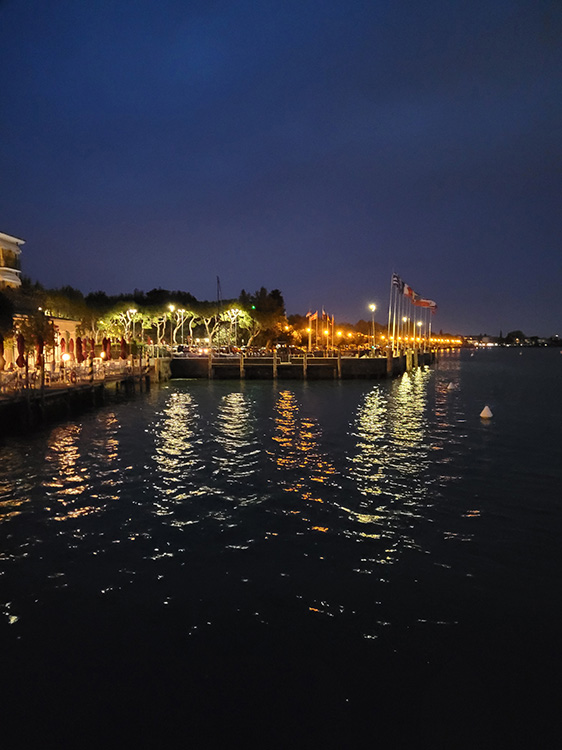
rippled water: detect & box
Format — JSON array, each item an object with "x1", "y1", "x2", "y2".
[{"x1": 1, "y1": 349, "x2": 561, "y2": 747}]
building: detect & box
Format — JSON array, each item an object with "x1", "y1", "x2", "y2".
[{"x1": 0, "y1": 232, "x2": 24, "y2": 289}]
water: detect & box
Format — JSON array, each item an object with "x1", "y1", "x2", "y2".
[{"x1": 1, "y1": 349, "x2": 561, "y2": 748}]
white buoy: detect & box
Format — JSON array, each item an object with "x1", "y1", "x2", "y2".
[
  {"x1": 480, "y1": 405, "x2": 493, "y2": 419},
  {"x1": 447, "y1": 382, "x2": 454, "y2": 390}
]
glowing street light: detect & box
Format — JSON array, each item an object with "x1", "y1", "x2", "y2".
[{"x1": 369, "y1": 304, "x2": 376, "y2": 354}]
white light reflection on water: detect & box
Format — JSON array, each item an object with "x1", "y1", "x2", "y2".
[
  {"x1": 213, "y1": 390, "x2": 260, "y2": 487},
  {"x1": 151, "y1": 391, "x2": 205, "y2": 511},
  {"x1": 348, "y1": 369, "x2": 432, "y2": 516}
]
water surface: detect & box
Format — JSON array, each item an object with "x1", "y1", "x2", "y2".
[{"x1": 1, "y1": 349, "x2": 561, "y2": 747}]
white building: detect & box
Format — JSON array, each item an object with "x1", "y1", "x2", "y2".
[{"x1": 0, "y1": 232, "x2": 24, "y2": 289}]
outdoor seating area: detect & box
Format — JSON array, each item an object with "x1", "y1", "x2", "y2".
[{"x1": 0, "y1": 358, "x2": 143, "y2": 396}]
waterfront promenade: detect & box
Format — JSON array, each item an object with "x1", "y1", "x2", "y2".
[
  {"x1": 171, "y1": 350, "x2": 435, "y2": 380},
  {"x1": 0, "y1": 349, "x2": 435, "y2": 432}
]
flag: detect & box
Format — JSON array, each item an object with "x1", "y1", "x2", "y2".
[
  {"x1": 413, "y1": 298, "x2": 437, "y2": 309},
  {"x1": 403, "y1": 283, "x2": 415, "y2": 299},
  {"x1": 392, "y1": 273, "x2": 404, "y2": 293},
  {"x1": 309, "y1": 311, "x2": 318, "y2": 321}
]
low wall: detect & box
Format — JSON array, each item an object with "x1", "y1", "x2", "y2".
[{"x1": 170, "y1": 352, "x2": 434, "y2": 380}]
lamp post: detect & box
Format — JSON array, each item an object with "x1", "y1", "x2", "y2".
[
  {"x1": 369, "y1": 304, "x2": 376, "y2": 355},
  {"x1": 417, "y1": 320, "x2": 422, "y2": 351},
  {"x1": 168, "y1": 305, "x2": 175, "y2": 349}
]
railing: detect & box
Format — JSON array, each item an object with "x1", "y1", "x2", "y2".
[{"x1": 0, "y1": 358, "x2": 147, "y2": 396}]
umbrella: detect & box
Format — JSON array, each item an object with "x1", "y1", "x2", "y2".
[
  {"x1": 69, "y1": 338, "x2": 75, "y2": 357},
  {"x1": 61, "y1": 337, "x2": 66, "y2": 355},
  {"x1": 105, "y1": 337, "x2": 112, "y2": 360},
  {"x1": 76, "y1": 336, "x2": 84, "y2": 364},
  {"x1": 120, "y1": 337, "x2": 127, "y2": 360},
  {"x1": 36, "y1": 335, "x2": 44, "y2": 368},
  {"x1": 16, "y1": 333, "x2": 25, "y2": 368},
  {"x1": 0, "y1": 333, "x2": 4, "y2": 371}
]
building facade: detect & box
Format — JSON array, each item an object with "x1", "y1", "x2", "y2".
[{"x1": 0, "y1": 232, "x2": 24, "y2": 289}]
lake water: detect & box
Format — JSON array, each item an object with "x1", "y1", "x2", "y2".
[{"x1": 1, "y1": 348, "x2": 561, "y2": 748}]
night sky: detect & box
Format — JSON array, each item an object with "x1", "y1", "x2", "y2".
[{"x1": 1, "y1": 0, "x2": 560, "y2": 335}]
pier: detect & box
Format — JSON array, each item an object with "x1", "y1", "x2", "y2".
[
  {"x1": 0, "y1": 367, "x2": 150, "y2": 434},
  {"x1": 0, "y1": 350, "x2": 436, "y2": 433},
  {"x1": 171, "y1": 350, "x2": 435, "y2": 380}
]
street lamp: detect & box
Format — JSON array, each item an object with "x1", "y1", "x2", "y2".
[
  {"x1": 417, "y1": 320, "x2": 422, "y2": 349},
  {"x1": 369, "y1": 304, "x2": 376, "y2": 355}
]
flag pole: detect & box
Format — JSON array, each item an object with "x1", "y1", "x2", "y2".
[{"x1": 387, "y1": 274, "x2": 394, "y2": 355}]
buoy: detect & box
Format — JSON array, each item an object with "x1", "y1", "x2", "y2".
[
  {"x1": 447, "y1": 382, "x2": 454, "y2": 390},
  {"x1": 480, "y1": 405, "x2": 493, "y2": 419}
]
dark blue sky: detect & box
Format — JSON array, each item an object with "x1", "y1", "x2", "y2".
[{"x1": 1, "y1": 0, "x2": 560, "y2": 334}]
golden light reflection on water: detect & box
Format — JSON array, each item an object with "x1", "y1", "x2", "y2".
[
  {"x1": 42, "y1": 422, "x2": 98, "y2": 522},
  {"x1": 270, "y1": 389, "x2": 337, "y2": 506}
]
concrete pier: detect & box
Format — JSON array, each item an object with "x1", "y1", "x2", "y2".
[
  {"x1": 0, "y1": 371, "x2": 151, "y2": 434},
  {"x1": 171, "y1": 352, "x2": 434, "y2": 380}
]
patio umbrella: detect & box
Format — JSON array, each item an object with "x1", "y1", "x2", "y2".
[
  {"x1": 16, "y1": 333, "x2": 25, "y2": 368},
  {"x1": 120, "y1": 337, "x2": 127, "y2": 360},
  {"x1": 61, "y1": 337, "x2": 66, "y2": 355},
  {"x1": 36, "y1": 335, "x2": 44, "y2": 368},
  {"x1": 0, "y1": 334, "x2": 5, "y2": 371},
  {"x1": 105, "y1": 337, "x2": 112, "y2": 360},
  {"x1": 76, "y1": 336, "x2": 84, "y2": 363},
  {"x1": 69, "y1": 338, "x2": 75, "y2": 358}
]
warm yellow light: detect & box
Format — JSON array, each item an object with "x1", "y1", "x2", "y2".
[
  {"x1": 324, "y1": 330, "x2": 329, "y2": 336},
  {"x1": 417, "y1": 321, "x2": 422, "y2": 327},
  {"x1": 369, "y1": 304, "x2": 376, "y2": 312},
  {"x1": 347, "y1": 333, "x2": 352, "y2": 338},
  {"x1": 62, "y1": 353, "x2": 71, "y2": 362},
  {"x1": 100, "y1": 351, "x2": 106, "y2": 359},
  {"x1": 337, "y1": 331, "x2": 342, "y2": 336},
  {"x1": 306, "y1": 328, "x2": 311, "y2": 333},
  {"x1": 402, "y1": 317, "x2": 408, "y2": 323},
  {"x1": 284, "y1": 325, "x2": 289, "y2": 331},
  {"x1": 169, "y1": 304, "x2": 175, "y2": 312}
]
